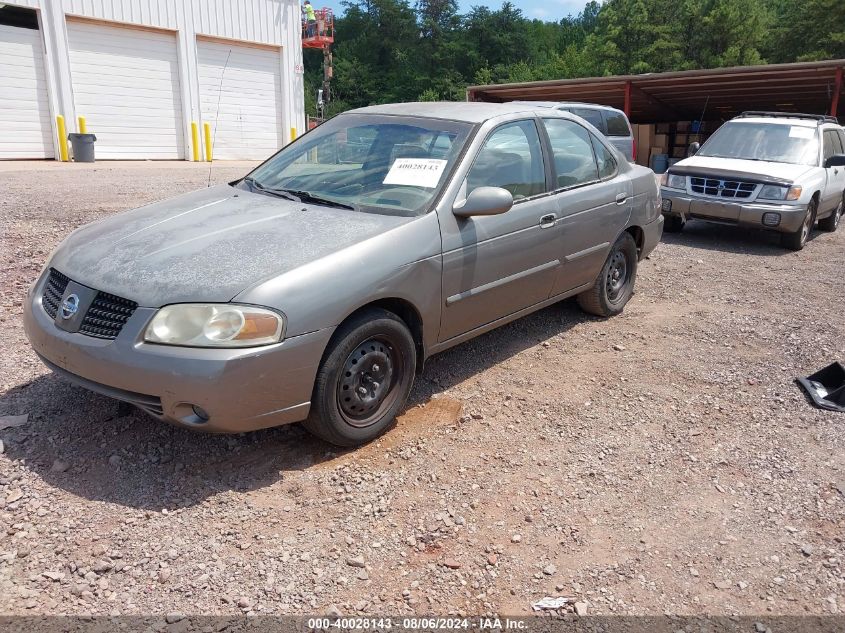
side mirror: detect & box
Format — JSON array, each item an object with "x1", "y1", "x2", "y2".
[
  {"x1": 824, "y1": 154, "x2": 845, "y2": 168},
  {"x1": 687, "y1": 142, "x2": 700, "y2": 157},
  {"x1": 453, "y1": 186, "x2": 513, "y2": 217}
]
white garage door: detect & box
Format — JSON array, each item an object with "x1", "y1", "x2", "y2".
[
  {"x1": 197, "y1": 39, "x2": 283, "y2": 160},
  {"x1": 67, "y1": 20, "x2": 184, "y2": 159},
  {"x1": 0, "y1": 23, "x2": 54, "y2": 159}
]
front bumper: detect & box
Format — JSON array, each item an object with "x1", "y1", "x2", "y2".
[
  {"x1": 23, "y1": 271, "x2": 334, "y2": 433},
  {"x1": 660, "y1": 189, "x2": 806, "y2": 233}
]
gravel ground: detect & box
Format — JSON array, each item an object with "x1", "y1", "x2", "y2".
[{"x1": 1, "y1": 162, "x2": 845, "y2": 617}]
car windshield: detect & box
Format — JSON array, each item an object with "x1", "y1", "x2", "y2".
[
  {"x1": 243, "y1": 114, "x2": 473, "y2": 216},
  {"x1": 697, "y1": 121, "x2": 819, "y2": 166}
]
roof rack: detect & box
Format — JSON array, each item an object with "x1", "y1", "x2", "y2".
[{"x1": 737, "y1": 111, "x2": 839, "y2": 125}]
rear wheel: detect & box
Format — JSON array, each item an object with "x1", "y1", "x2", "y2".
[
  {"x1": 577, "y1": 232, "x2": 638, "y2": 318},
  {"x1": 303, "y1": 308, "x2": 416, "y2": 446},
  {"x1": 818, "y1": 193, "x2": 843, "y2": 232},
  {"x1": 781, "y1": 199, "x2": 817, "y2": 251},
  {"x1": 663, "y1": 214, "x2": 685, "y2": 233}
]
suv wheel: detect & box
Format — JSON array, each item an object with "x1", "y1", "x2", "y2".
[
  {"x1": 577, "y1": 232, "x2": 638, "y2": 317},
  {"x1": 663, "y1": 214, "x2": 685, "y2": 233},
  {"x1": 303, "y1": 308, "x2": 416, "y2": 446},
  {"x1": 781, "y1": 199, "x2": 817, "y2": 251},
  {"x1": 818, "y1": 193, "x2": 843, "y2": 232}
]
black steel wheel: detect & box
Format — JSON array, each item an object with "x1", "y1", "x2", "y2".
[
  {"x1": 304, "y1": 308, "x2": 416, "y2": 446},
  {"x1": 577, "y1": 232, "x2": 638, "y2": 317},
  {"x1": 818, "y1": 193, "x2": 843, "y2": 232}
]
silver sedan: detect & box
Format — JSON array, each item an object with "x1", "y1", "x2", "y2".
[{"x1": 24, "y1": 102, "x2": 663, "y2": 446}]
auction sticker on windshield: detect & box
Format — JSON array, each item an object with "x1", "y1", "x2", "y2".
[
  {"x1": 789, "y1": 127, "x2": 815, "y2": 139},
  {"x1": 384, "y1": 158, "x2": 448, "y2": 188}
]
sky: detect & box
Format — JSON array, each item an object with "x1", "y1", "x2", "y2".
[{"x1": 314, "y1": 0, "x2": 591, "y2": 23}]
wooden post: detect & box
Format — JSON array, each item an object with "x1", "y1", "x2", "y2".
[
  {"x1": 832, "y1": 67, "x2": 843, "y2": 117},
  {"x1": 624, "y1": 80, "x2": 632, "y2": 117}
]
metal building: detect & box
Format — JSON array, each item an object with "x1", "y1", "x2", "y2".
[{"x1": 0, "y1": 0, "x2": 305, "y2": 160}]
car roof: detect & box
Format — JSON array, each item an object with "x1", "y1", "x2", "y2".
[
  {"x1": 731, "y1": 116, "x2": 818, "y2": 127},
  {"x1": 348, "y1": 101, "x2": 559, "y2": 124},
  {"x1": 511, "y1": 100, "x2": 625, "y2": 114}
]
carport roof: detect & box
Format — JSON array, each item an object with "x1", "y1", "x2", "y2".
[{"x1": 467, "y1": 59, "x2": 845, "y2": 124}]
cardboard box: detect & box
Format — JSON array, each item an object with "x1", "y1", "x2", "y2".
[
  {"x1": 656, "y1": 123, "x2": 671, "y2": 134},
  {"x1": 636, "y1": 125, "x2": 654, "y2": 166},
  {"x1": 676, "y1": 121, "x2": 691, "y2": 132},
  {"x1": 653, "y1": 134, "x2": 669, "y2": 152},
  {"x1": 672, "y1": 146, "x2": 687, "y2": 159}
]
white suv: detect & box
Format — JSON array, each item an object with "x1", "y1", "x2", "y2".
[{"x1": 660, "y1": 111, "x2": 845, "y2": 250}]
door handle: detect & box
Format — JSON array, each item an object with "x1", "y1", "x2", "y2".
[
  {"x1": 615, "y1": 193, "x2": 628, "y2": 205},
  {"x1": 539, "y1": 213, "x2": 557, "y2": 229}
]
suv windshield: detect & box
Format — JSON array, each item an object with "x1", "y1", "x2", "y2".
[
  {"x1": 244, "y1": 114, "x2": 473, "y2": 216},
  {"x1": 698, "y1": 121, "x2": 820, "y2": 166}
]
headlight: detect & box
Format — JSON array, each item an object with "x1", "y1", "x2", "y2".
[
  {"x1": 759, "y1": 184, "x2": 802, "y2": 201},
  {"x1": 144, "y1": 304, "x2": 285, "y2": 348},
  {"x1": 665, "y1": 174, "x2": 686, "y2": 189}
]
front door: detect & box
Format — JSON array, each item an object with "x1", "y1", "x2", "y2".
[
  {"x1": 438, "y1": 119, "x2": 560, "y2": 342},
  {"x1": 822, "y1": 129, "x2": 845, "y2": 214}
]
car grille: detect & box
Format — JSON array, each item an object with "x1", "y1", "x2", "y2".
[
  {"x1": 690, "y1": 177, "x2": 757, "y2": 199},
  {"x1": 42, "y1": 268, "x2": 138, "y2": 340},
  {"x1": 42, "y1": 268, "x2": 69, "y2": 320}
]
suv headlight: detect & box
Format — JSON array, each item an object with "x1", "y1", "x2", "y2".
[
  {"x1": 144, "y1": 304, "x2": 285, "y2": 348},
  {"x1": 660, "y1": 173, "x2": 686, "y2": 189},
  {"x1": 759, "y1": 184, "x2": 802, "y2": 201}
]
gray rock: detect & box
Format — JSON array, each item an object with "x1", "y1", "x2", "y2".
[
  {"x1": 51, "y1": 459, "x2": 70, "y2": 473},
  {"x1": 511, "y1": 534, "x2": 522, "y2": 543},
  {"x1": 327, "y1": 604, "x2": 343, "y2": 618},
  {"x1": 165, "y1": 614, "x2": 184, "y2": 624},
  {"x1": 346, "y1": 556, "x2": 366, "y2": 568},
  {"x1": 543, "y1": 564, "x2": 557, "y2": 576},
  {"x1": 237, "y1": 596, "x2": 252, "y2": 609},
  {"x1": 108, "y1": 455, "x2": 121, "y2": 467},
  {"x1": 574, "y1": 601, "x2": 589, "y2": 616},
  {"x1": 801, "y1": 544, "x2": 813, "y2": 557}
]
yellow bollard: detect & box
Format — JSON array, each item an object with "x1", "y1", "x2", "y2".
[
  {"x1": 203, "y1": 122, "x2": 212, "y2": 162},
  {"x1": 77, "y1": 116, "x2": 87, "y2": 134},
  {"x1": 191, "y1": 122, "x2": 200, "y2": 162},
  {"x1": 290, "y1": 127, "x2": 297, "y2": 143},
  {"x1": 56, "y1": 115, "x2": 69, "y2": 162}
]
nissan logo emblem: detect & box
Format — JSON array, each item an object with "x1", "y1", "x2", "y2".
[{"x1": 60, "y1": 294, "x2": 80, "y2": 320}]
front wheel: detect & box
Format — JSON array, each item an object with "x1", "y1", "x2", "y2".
[
  {"x1": 577, "y1": 232, "x2": 638, "y2": 318},
  {"x1": 303, "y1": 308, "x2": 416, "y2": 446},
  {"x1": 818, "y1": 193, "x2": 843, "y2": 232},
  {"x1": 781, "y1": 199, "x2": 817, "y2": 251}
]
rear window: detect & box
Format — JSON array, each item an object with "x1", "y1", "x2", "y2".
[
  {"x1": 604, "y1": 111, "x2": 630, "y2": 137},
  {"x1": 568, "y1": 108, "x2": 606, "y2": 134}
]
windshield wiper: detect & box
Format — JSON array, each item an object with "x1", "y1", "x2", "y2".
[
  {"x1": 276, "y1": 188, "x2": 357, "y2": 211},
  {"x1": 242, "y1": 176, "x2": 301, "y2": 202}
]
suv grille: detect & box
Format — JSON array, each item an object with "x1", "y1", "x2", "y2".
[
  {"x1": 42, "y1": 268, "x2": 138, "y2": 340},
  {"x1": 690, "y1": 177, "x2": 757, "y2": 199}
]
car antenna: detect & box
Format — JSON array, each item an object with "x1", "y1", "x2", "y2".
[{"x1": 207, "y1": 48, "x2": 233, "y2": 188}]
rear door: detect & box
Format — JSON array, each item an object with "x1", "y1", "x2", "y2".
[
  {"x1": 541, "y1": 117, "x2": 631, "y2": 295},
  {"x1": 438, "y1": 119, "x2": 560, "y2": 342},
  {"x1": 822, "y1": 129, "x2": 845, "y2": 213}
]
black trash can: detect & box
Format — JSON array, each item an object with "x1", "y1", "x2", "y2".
[{"x1": 68, "y1": 133, "x2": 97, "y2": 162}]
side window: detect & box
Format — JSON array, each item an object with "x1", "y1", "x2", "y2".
[
  {"x1": 466, "y1": 120, "x2": 546, "y2": 200},
  {"x1": 823, "y1": 130, "x2": 841, "y2": 162},
  {"x1": 591, "y1": 135, "x2": 617, "y2": 179},
  {"x1": 570, "y1": 107, "x2": 606, "y2": 133},
  {"x1": 603, "y1": 111, "x2": 630, "y2": 137},
  {"x1": 838, "y1": 130, "x2": 845, "y2": 154},
  {"x1": 824, "y1": 130, "x2": 844, "y2": 160},
  {"x1": 543, "y1": 118, "x2": 599, "y2": 189}
]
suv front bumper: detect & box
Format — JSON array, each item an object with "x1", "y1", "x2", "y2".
[{"x1": 660, "y1": 188, "x2": 806, "y2": 233}]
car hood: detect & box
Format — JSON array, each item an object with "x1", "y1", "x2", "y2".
[
  {"x1": 49, "y1": 185, "x2": 414, "y2": 307},
  {"x1": 670, "y1": 155, "x2": 814, "y2": 184}
]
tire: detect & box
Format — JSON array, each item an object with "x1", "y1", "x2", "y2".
[
  {"x1": 818, "y1": 193, "x2": 844, "y2": 232},
  {"x1": 781, "y1": 199, "x2": 817, "y2": 251},
  {"x1": 577, "y1": 232, "x2": 638, "y2": 318},
  {"x1": 303, "y1": 308, "x2": 416, "y2": 447},
  {"x1": 663, "y1": 214, "x2": 685, "y2": 233}
]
